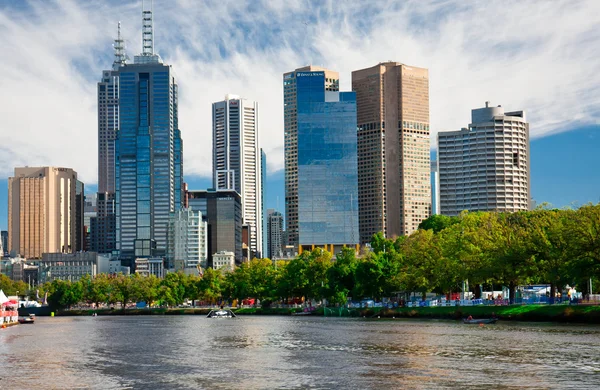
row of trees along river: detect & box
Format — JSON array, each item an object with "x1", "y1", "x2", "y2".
[{"x1": 2, "y1": 204, "x2": 598, "y2": 310}]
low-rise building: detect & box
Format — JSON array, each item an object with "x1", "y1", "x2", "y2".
[
  {"x1": 135, "y1": 257, "x2": 164, "y2": 278},
  {"x1": 36, "y1": 252, "x2": 98, "y2": 283},
  {"x1": 97, "y1": 254, "x2": 130, "y2": 275},
  {"x1": 212, "y1": 251, "x2": 235, "y2": 272}
]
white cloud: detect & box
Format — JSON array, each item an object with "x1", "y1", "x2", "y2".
[{"x1": 0, "y1": 0, "x2": 598, "y2": 184}]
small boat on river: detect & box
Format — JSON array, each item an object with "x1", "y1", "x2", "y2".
[
  {"x1": 207, "y1": 309, "x2": 236, "y2": 318},
  {"x1": 463, "y1": 318, "x2": 497, "y2": 324}
]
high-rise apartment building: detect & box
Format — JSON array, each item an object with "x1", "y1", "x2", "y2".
[
  {"x1": 284, "y1": 67, "x2": 359, "y2": 252},
  {"x1": 267, "y1": 209, "x2": 283, "y2": 259},
  {"x1": 8, "y1": 167, "x2": 82, "y2": 258},
  {"x1": 438, "y1": 102, "x2": 531, "y2": 215},
  {"x1": 115, "y1": 8, "x2": 184, "y2": 267},
  {"x1": 352, "y1": 62, "x2": 431, "y2": 242},
  {"x1": 167, "y1": 208, "x2": 208, "y2": 270},
  {"x1": 284, "y1": 66, "x2": 340, "y2": 250},
  {"x1": 212, "y1": 95, "x2": 262, "y2": 259}
]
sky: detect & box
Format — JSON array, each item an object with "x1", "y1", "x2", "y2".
[{"x1": 0, "y1": 0, "x2": 599, "y2": 230}]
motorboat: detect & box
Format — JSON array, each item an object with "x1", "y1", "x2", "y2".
[
  {"x1": 18, "y1": 314, "x2": 35, "y2": 324},
  {"x1": 207, "y1": 309, "x2": 236, "y2": 318},
  {"x1": 463, "y1": 318, "x2": 497, "y2": 324}
]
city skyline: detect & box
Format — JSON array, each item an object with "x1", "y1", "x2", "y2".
[{"x1": 0, "y1": 1, "x2": 599, "y2": 230}]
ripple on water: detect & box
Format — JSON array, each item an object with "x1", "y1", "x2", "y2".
[{"x1": 2, "y1": 316, "x2": 600, "y2": 389}]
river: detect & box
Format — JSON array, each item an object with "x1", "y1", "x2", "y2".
[{"x1": 1, "y1": 316, "x2": 599, "y2": 389}]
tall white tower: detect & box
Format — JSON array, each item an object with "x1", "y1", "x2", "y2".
[{"x1": 212, "y1": 95, "x2": 262, "y2": 258}]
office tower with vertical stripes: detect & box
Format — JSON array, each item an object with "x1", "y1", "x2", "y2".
[
  {"x1": 212, "y1": 95, "x2": 262, "y2": 259},
  {"x1": 115, "y1": 6, "x2": 183, "y2": 267}
]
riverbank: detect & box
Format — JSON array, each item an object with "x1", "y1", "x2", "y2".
[
  {"x1": 361, "y1": 304, "x2": 600, "y2": 324},
  {"x1": 49, "y1": 307, "x2": 299, "y2": 317},
  {"x1": 29, "y1": 304, "x2": 600, "y2": 323}
]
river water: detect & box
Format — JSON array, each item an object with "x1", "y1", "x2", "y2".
[{"x1": 1, "y1": 316, "x2": 599, "y2": 389}]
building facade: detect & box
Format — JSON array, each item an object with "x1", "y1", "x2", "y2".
[
  {"x1": 438, "y1": 102, "x2": 531, "y2": 215},
  {"x1": 261, "y1": 149, "x2": 267, "y2": 258},
  {"x1": 8, "y1": 167, "x2": 82, "y2": 259},
  {"x1": 134, "y1": 257, "x2": 164, "y2": 278},
  {"x1": 212, "y1": 95, "x2": 262, "y2": 259},
  {"x1": 283, "y1": 66, "x2": 340, "y2": 250},
  {"x1": 186, "y1": 189, "x2": 242, "y2": 266},
  {"x1": 352, "y1": 62, "x2": 431, "y2": 242},
  {"x1": 292, "y1": 69, "x2": 359, "y2": 251},
  {"x1": 431, "y1": 160, "x2": 440, "y2": 215},
  {"x1": 0, "y1": 231, "x2": 7, "y2": 257},
  {"x1": 36, "y1": 252, "x2": 98, "y2": 284},
  {"x1": 115, "y1": 9, "x2": 183, "y2": 267},
  {"x1": 167, "y1": 208, "x2": 208, "y2": 270},
  {"x1": 91, "y1": 23, "x2": 126, "y2": 256},
  {"x1": 212, "y1": 251, "x2": 235, "y2": 271},
  {"x1": 267, "y1": 209, "x2": 284, "y2": 259}
]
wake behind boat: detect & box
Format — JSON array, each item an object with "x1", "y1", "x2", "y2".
[
  {"x1": 207, "y1": 309, "x2": 236, "y2": 318},
  {"x1": 463, "y1": 318, "x2": 497, "y2": 324}
]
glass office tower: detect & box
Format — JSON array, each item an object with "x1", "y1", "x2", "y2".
[
  {"x1": 115, "y1": 9, "x2": 183, "y2": 266},
  {"x1": 296, "y1": 71, "x2": 359, "y2": 249}
]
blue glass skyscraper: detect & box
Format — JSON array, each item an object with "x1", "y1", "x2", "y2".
[
  {"x1": 295, "y1": 71, "x2": 359, "y2": 248},
  {"x1": 115, "y1": 8, "x2": 183, "y2": 267}
]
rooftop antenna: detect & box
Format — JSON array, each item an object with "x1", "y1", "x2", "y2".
[
  {"x1": 112, "y1": 21, "x2": 127, "y2": 70},
  {"x1": 142, "y1": 0, "x2": 154, "y2": 56}
]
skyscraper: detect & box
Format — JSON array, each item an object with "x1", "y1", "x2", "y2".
[
  {"x1": 267, "y1": 209, "x2": 283, "y2": 259},
  {"x1": 212, "y1": 94, "x2": 262, "y2": 259},
  {"x1": 92, "y1": 23, "x2": 126, "y2": 255},
  {"x1": 8, "y1": 167, "x2": 82, "y2": 258},
  {"x1": 186, "y1": 190, "x2": 243, "y2": 266},
  {"x1": 431, "y1": 160, "x2": 440, "y2": 215},
  {"x1": 352, "y1": 62, "x2": 431, "y2": 242},
  {"x1": 284, "y1": 66, "x2": 340, "y2": 250},
  {"x1": 261, "y1": 149, "x2": 267, "y2": 258},
  {"x1": 284, "y1": 67, "x2": 359, "y2": 253},
  {"x1": 115, "y1": 7, "x2": 184, "y2": 266},
  {"x1": 438, "y1": 102, "x2": 531, "y2": 215}
]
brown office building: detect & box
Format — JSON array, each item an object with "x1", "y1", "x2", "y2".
[
  {"x1": 352, "y1": 62, "x2": 431, "y2": 243},
  {"x1": 8, "y1": 167, "x2": 82, "y2": 258}
]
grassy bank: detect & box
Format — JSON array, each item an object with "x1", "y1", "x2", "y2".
[
  {"x1": 45, "y1": 304, "x2": 600, "y2": 323},
  {"x1": 361, "y1": 305, "x2": 600, "y2": 323},
  {"x1": 56, "y1": 307, "x2": 302, "y2": 316}
]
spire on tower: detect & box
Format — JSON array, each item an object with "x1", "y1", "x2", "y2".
[
  {"x1": 142, "y1": 0, "x2": 154, "y2": 56},
  {"x1": 112, "y1": 21, "x2": 127, "y2": 70}
]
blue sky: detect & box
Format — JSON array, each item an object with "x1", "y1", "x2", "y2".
[{"x1": 0, "y1": 0, "x2": 599, "y2": 230}]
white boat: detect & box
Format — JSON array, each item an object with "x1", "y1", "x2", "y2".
[{"x1": 207, "y1": 309, "x2": 236, "y2": 318}]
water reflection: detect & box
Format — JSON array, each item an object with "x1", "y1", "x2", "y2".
[{"x1": 1, "y1": 316, "x2": 599, "y2": 389}]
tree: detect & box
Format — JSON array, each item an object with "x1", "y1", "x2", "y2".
[
  {"x1": 160, "y1": 272, "x2": 187, "y2": 306},
  {"x1": 326, "y1": 247, "x2": 359, "y2": 305},
  {"x1": 197, "y1": 267, "x2": 223, "y2": 304},
  {"x1": 47, "y1": 280, "x2": 83, "y2": 310},
  {"x1": 484, "y1": 212, "x2": 539, "y2": 303},
  {"x1": 418, "y1": 214, "x2": 459, "y2": 233}
]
